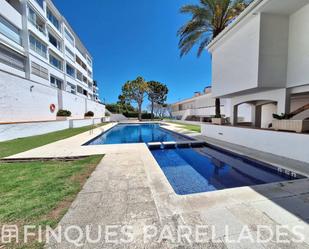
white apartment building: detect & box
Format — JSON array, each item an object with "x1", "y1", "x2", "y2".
[
  {"x1": 0, "y1": 0, "x2": 105, "y2": 122},
  {"x1": 171, "y1": 86, "x2": 251, "y2": 122},
  {"x1": 207, "y1": 0, "x2": 309, "y2": 129}
]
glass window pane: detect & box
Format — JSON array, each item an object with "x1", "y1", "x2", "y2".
[{"x1": 0, "y1": 16, "x2": 21, "y2": 44}]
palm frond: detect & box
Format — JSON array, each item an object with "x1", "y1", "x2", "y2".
[{"x1": 178, "y1": 0, "x2": 252, "y2": 57}]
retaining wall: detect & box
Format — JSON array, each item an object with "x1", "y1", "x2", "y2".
[
  {"x1": 201, "y1": 124, "x2": 309, "y2": 163},
  {"x1": 0, "y1": 118, "x2": 103, "y2": 142}
]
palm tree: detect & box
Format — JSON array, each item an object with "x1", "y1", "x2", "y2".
[{"x1": 178, "y1": 0, "x2": 250, "y2": 118}]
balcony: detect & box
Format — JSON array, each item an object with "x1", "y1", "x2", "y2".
[{"x1": 1, "y1": 0, "x2": 22, "y2": 29}]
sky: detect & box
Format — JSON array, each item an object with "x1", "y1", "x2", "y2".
[{"x1": 53, "y1": 0, "x2": 212, "y2": 107}]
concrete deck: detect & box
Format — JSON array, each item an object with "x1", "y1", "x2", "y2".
[
  {"x1": 46, "y1": 143, "x2": 309, "y2": 248},
  {"x1": 7, "y1": 121, "x2": 309, "y2": 248}
]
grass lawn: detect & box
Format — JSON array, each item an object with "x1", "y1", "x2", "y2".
[
  {"x1": 0, "y1": 123, "x2": 107, "y2": 158},
  {"x1": 166, "y1": 121, "x2": 201, "y2": 133},
  {"x1": 0, "y1": 155, "x2": 103, "y2": 249}
]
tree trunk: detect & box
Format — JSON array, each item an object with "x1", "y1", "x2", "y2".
[
  {"x1": 151, "y1": 100, "x2": 154, "y2": 120},
  {"x1": 215, "y1": 98, "x2": 221, "y2": 118},
  {"x1": 138, "y1": 103, "x2": 142, "y2": 121}
]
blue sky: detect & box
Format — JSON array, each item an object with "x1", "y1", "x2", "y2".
[{"x1": 53, "y1": 0, "x2": 212, "y2": 106}]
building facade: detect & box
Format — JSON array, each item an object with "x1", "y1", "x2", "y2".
[
  {"x1": 171, "y1": 87, "x2": 251, "y2": 122},
  {"x1": 0, "y1": 0, "x2": 105, "y2": 122},
  {"x1": 207, "y1": 0, "x2": 309, "y2": 129}
]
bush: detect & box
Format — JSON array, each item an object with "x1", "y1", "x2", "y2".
[
  {"x1": 123, "y1": 112, "x2": 138, "y2": 118},
  {"x1": 57, "y1": 109, "x2": 71, "y2": 117},
  {"x1": 123, "y1": 112, "x2": 152, "y2": 119},
  {"x1": 141, "y1": 113, "x2": 152, "y2": 119},
  {"x1": 105, "y1": 112, "x2": 110, "y2": 117},
  {"x1": 85, "y1": 111, "x2": 94, "y2": 117}
]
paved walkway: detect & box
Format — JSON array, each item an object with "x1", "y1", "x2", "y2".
[{"x1": 46, "y1": 145, "x2": 309, "y2": 248}]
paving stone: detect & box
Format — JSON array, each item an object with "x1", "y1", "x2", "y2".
[
  {"x1": 60, "y1": 206, "x2": 98, "y2": 226},
  {"x1": 128, "y1": 176, "x2": 149, "y2": 189},
  {"x1": 250, "y1": 200, "x2": 303, "y2": 225},
  {"x1": 80, "y1": 180, "x2": 107, "y2": 194},
  {"x1": 198, "y1": 207, "x2": 246, "y2": 239},
  {"x1": 274, "y1": 196, "x2": 309, "y2": 221},
  {"x1": 126, "y1": 201, "x2": 158, "y2": 221},
  {"x1": 71, "y1": 192, "x2": 102, "y2": 209},
  {"x1": 94, "y1": 203, "x2": 127, "y2": 224},
  {"x1": 100, "y1": 191, "x2": 128, "y2": 207},
  {"x1": 226, "y1": 203, "x2": 276, "y2": 231},
  {"x1": 127, "y1": 187, "x2": 153, "y2": 204}
]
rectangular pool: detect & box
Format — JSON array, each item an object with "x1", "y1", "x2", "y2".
[
  {"x1": 151, "y1": 146, "x2": 305, "y2": 195},
  {"x1": 85, "y1": 123, "x2": 191, "y2": 145}
]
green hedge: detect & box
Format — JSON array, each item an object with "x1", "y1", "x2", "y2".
[{"x1": 123, "y1": 112, "x2": 153, "y2": 119}]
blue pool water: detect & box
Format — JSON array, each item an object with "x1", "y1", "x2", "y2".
[
  {"x1": 86, "y1": 124, "x2": 191, "y2": 145},
  {"x1": 151, "y1": 146, "x2": 305, "y2": 195}
]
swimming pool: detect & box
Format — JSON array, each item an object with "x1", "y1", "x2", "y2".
[
  {"x1": 86, "y1": 123, "x2": 191, "y2": 145},
  {"x1": 151, "y1": 146, "x2": 305, "y2": 195}
]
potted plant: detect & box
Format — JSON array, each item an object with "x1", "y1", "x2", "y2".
[
  {"x1": 272, "y1": 113, "x2": 309, "y2": 133},
  {"x1": 211, "y1": 115, "x2": 225, "y2": 125},
  {"x1": 84, "y1": 111, "x2": 94, "y2": 119},
  {"x1": 56, "y1": 109, "x2": 71, "y2": 120}
]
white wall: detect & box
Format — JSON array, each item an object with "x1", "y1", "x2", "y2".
[
  {"x1": 287, "y1": 3, "x2": 309, "y2": 88},
  {"x1": 261, "y1": 103, "x2": 277, "y2": 128},
  {"x1": 86, "y1": 99, "x2": 106, "y2": 118},
  {"x1": 62, "y1": 91, "x2": 86, "y2": 118},
  {"x1": 0, "y1": 70, "x2": 58, "y2": 122},
  {"x1": 0, "y1": 120, "x2": 69, "y2": 142},
  {"x1": 0, "y1": 70, "x2": 105, "y2": 122},
  {"x1": 201, "y1": 124, "x2": 309, "y2": 163},
  {"x1": 258, "y1": 13, "x2": 289, "y2": 88},
  {"x1": 237, "y1": 103, "x2": 252, "y2": 122},
  {"x1": 211, "y1": 14, "x2": 260, "y2": 97}
]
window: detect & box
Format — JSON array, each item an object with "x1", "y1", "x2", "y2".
[
  {"x1": 0, "y1": 15, "x2": 21, "y2": 44},
  {"x1": 76, "y1": 70, "x2": 82, "y2": 81},
  {"x1": 83, "y1": 89, "x2": 88, "y2": 96},
  {"x1": 77, "y1": 85, "x2": 83, "y2": 94},
  {"x1": 64, "y1": 28, "x2": 74, "y2": 46},
  {"x1": 86, "y1": 56, "x2": 92, "y2": 67},
  {"x1": 47, "y1": 8, "x2": 60, "y2": 31},
  {"x1": 50, "y1": 75, "x2": 63, "y2": 89},
  {"x1": 66, "y1": 82, "x2": 76, "y2": 94},
  {"x1": 0, "y1": 44, "x2": 25, "y2": 71},
  {"x1": 29, "y1": 34, "x2": 47, "y2": 58},
  {"x1": 87, "y1": 69, "x2": 92, "y2": 78},
  {"x1": 28, "y1": 7, "x2": 45, "y2": 35},
  {"x1": 65, "y1": 46, "x2": 74, "y2": 61},
  {"x1": 49, "y1": 53, "x2": 62, "y2": 70},
  {"x1": 66, "y1": 63, "x2": 75, "y2": 77},
  {"x1": 35, "y1": 0, "x2": 44, "y2": 8},
  {"x1": 48, "y1": 32, "x2": 61, "y2": 50},
  {"x1": 31, "y1": 61, "x2": 48, "y2": 79}
]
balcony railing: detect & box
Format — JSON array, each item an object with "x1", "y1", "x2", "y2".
[{"x1": 28, "y1": 18, "x2": 46, "y2": 35}]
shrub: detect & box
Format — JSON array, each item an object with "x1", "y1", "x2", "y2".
[
  {"x1": 123, "y1": 112, "x2": 138, "y2": 118},
  {"x1": 85, "y1": 111, "x2": 94, "y2": 117},
  {"x1": 105, "y1": 112, "x2": 110, "y2": 117},
  {"x1": 123, "y1": 112, "x2": 152, "y2": 119},
  {"x1": 57, "y1": 109, "x2": 71, "y2": 117},
  {"x1": 141, "y1": 113, "x2": 152, "y2": 119}
]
